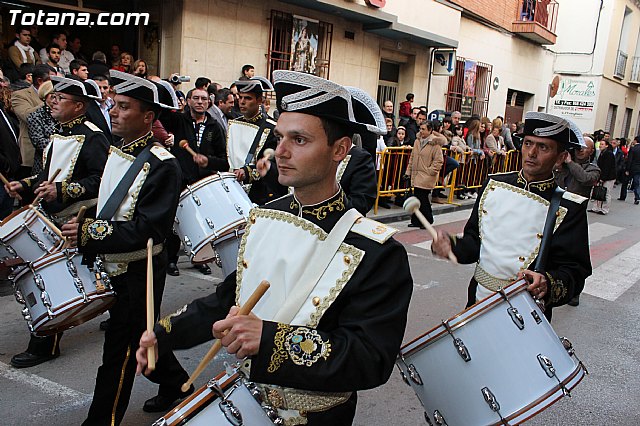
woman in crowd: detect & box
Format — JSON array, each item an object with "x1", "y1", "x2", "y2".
[
  {"x1": 133, "y1": 59, "x2": 148, "y2": 78},
  {"x1": 112, "y1": 52, "x2": 133, "y2": 73},
  {"x1": 27, "y1": 80, "x2": 57, "y2": 175},
  {"x1": 406, "y1": 121, "x2": 445, "y2": 227},
  {"x1": 591, "y1": 138, "x2": 617, "y2": 215},
  {"x1": 484, "y1": 118, "x2": 507, "y2": 167}
]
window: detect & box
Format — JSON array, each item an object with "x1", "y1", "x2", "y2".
[
  {"x1": 445, "y1": 57, "x2": 492, "y2": 119},
  {"x1": 267, "y1": 10, "x2": 333, "y2": 80},
  {"x1": 622, "y1": 108, "x2": 633, "y2": 138},
  {"x1": 605, "y1": 104, "x2": 618, "y2": 134}
]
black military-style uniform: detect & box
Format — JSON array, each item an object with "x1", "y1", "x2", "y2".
[
  {"x1": 152, "y1": 190, "x2": 413, "y2": 425},
  {"x1": 338, "y1": 145, "x2": 377, "y2": 215},
  {"x1": 451, "y1": 171, "x2": 592, "y2": 320},
  {"x1": 230, "y1": 112, "x2": 288, "y2": 205},
  {"x1": 13, "y1": 115, "x2": 109, "y2": 367},
  {"x1": 19, "y1": 115, "x2": 109, "y2": 220},
  {"x1": 78, "y1": 132, "x2": 189, "y2": 426}
]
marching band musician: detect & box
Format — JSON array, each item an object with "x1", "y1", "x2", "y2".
[
  {"x1": 5, "y1": 76, "x2": 110, "y2": 369},
  {"x1": 61, "y1": 71, "x2": 191, "y2": 425},
  {"x1": 135, "y1": 71, "x2": 413, "y2": 425},
  {"x1": 227, "y1": 76, "x2": 287, "y2": 204},
  {"x1": 432, "y1": 112, "x2": 592, "y2": 320}
]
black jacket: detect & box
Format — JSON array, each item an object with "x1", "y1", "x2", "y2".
[
  {"x1": 597, "y1": 148, "x2": 616, "y2": 181},
  {"x1": 0, "y1": 106, "x2": 21, "y2": 178},
  {"x1": 626, "y1": 144, "x2": 640, "y2": 175},
  {"x1": 340, "y1": 145, "x2": 377, "y2": 215}
]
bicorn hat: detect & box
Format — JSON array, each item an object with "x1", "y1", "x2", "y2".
[
  {"x1": 234, "y1": 76, "x2": 274, "y2": 96},
  {"x1": 109, "y1": 70, "x2": 178, "y2": 109},
  {"x1": 523, "y1": 112, "x2": 583, "y2": 149},
  {"x1": 273, "y1": 70, "x2": 386, "y2": 135},
  {"x1": 51, "y1": 76, "x2": 101, "y2": 101}
]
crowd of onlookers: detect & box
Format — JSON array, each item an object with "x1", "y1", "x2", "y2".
[{"x1": 377, "y1": 92, "x2": 640, "y2": 225}]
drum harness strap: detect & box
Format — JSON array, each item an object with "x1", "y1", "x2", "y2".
[
  {"x1": 243, "y1": 116, "x2": 269, "y2": 167},
  {"x1": 533, "y1": 187, "x2": 564, "y2": 274}
]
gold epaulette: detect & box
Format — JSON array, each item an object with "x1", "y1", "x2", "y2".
[
  {"x1": 84, "y1": 121, "x2": 101, "y2": 132},
  {"x1": 562, "y1": 191, "x2": 588, "y2": 204},
  {"x1": 351, "y1": 217, "x2": 397, "y2": 244}
]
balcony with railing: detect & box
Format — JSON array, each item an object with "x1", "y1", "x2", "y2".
[
  {"x1": 614, "y1": 50, "x2": 628, "y2": 80},
  {"x1": 628, "y1": 56, "x2": 640, "y2": 84},
  {"x1": 512, "y1": 0, "x2": 558, "y2": 45}
]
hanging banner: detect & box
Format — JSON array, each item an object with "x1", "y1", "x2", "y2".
[
  {"x1": 290, "y1": 16, "x2": 319, "y2": 75},
  {"x1": 461, "y1": 60, "x2": 477, "y2": 118}
]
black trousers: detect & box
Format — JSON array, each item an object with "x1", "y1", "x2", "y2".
[
  {"x1": 23, "y1": 333, "x2": 62, "y2": 355},
  {"x1": 83, "y1": 250, "x2": 188, "y2": 426},
  {"x1": 411, "y1": 187, "x2": 434, "y2": 226},
  {"x1": 619, "y1": 173, "x2": 630, "y2": 200},
  {"x1": 167, "y1": 232, "x2": 181, "y2": 264}
]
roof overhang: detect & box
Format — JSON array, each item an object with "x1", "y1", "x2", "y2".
[{"x1": 279, "y1": 0, "x2": 458, "y2": 48}]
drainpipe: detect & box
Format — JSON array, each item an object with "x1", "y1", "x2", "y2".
[{"x1": 426, "y1": 47, "x2": 435, "y2": 109}]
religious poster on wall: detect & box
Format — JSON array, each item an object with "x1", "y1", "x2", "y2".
[
  {"x1": 461, "y1": 60, "x2": 477, "y2": 118},
  {"x1": 290, "y1": 16, "x2": 319, "y2": 75}
]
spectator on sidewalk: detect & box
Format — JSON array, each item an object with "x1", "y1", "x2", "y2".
[
  {"x1": 8, "y1": 26, "x2": 40, "y2": 78},
  {"x1": 626, "y1": 136, "x2": 640, "y2": 205},
  {"x1": 399, "y1": 93, "x2": 413, "y2": 124},
  {"x1": 39, "y1": 31, "x2": 73, "y2": 74},
  {"x1": 556, "y1": 134, "x2": 600, "y2": 198},
  {"x1": 590, "y1": 138, "x2": 616, "y2": 215},
  {"x1": 406, "y1": 121, "x2": 445, "y2": 227}
]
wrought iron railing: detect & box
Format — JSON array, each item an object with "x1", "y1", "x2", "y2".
[
  {"x1": 630, "y1": 56, "x2": 640, "y2": 82},
  {"x1": 516, "y1": 0, "x2": 559, "y2": 34}
]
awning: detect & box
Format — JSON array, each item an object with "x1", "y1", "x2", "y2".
[{"x1": 278, "y1": 0, "x2": 458, "y2": 48}]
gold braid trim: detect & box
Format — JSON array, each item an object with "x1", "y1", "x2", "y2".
[
  {"x1": 268, "y1": 323, "x2": 292, "y2": 373},
  {"x1": 301, "y1": 196, "x2": 345, "y2": 221},
  {"x1": 60, "y1": 115, "x2": 86, "y2": 130},
  {"x1": 546, "y1": 272, "x2": 567, "y2": 303},
  {"x1": 81, "y1": 218, "x2": 94, "y2": 247},
  {"x1": 157, "y1": 304, "x2": 188, "y2": 334}
]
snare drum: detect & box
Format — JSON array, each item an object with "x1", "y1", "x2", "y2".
[
  {"x1": 174, "y1": 173, "x2": 254, "y2": 263},
  {"x1": 0, "y1": 206, "x2": 64, "y2": 263},
  {"x1": 13, "y1": 250, "x2": 115, "y2": 336},
  {"x1": 397, "y1": 280, "x2": 587, "y2": 426},
  {"x1": 154, "y1": 368, "x2": 282, "y2": 426}
]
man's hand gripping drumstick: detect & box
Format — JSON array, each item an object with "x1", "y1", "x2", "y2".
[
  {"x1": 404, "y1": 197, "x2": 457, "y2": 263},
  {"x1": 135, "y1": 281, "x2": 270, "y2": 384}
]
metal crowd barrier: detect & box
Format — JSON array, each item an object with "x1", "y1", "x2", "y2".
[{"x1": 374, "y1": 148, "x2": 522, "y2": 214}]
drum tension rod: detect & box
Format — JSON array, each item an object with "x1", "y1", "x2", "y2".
[
  {"x1": 207, "y1": 378, "x2": 243, "y2": 426},
  {"x1": 537, "y1": 354, "x2": 571, "y2": 397},
  {"x1": 498, "y1": 288, "x2": 525, "y2": 330},
  {"x1": 560, "y1": 337, "x2": 589, "y2": 375},
  {"x1": 442, "y1": 320, "x2": 471, "y2": 362},
  {"x1": 481, "y1": 387, "x2": 510, "y2": 426}
]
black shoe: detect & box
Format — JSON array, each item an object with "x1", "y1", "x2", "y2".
[
  {"x1": 99, "y1": 319, "x2": 110, "y2": 331},
  {"x1": 167, "y1": 262, "x2": 180, "y2": 276},
  {"x1": 618, "y1": 198, "x2": 626, "y2": 201},
  {"x1": 195, "y1": 264, "x2": 211, "y2": 275},
  {"x1": 635, "y1": 200, "x2": 639, "y2": 205},
  {"x1": 143, "y1": 385, "x2": 195, "y2": 413},
  {"x1": 10, "y1": 351, "x2": 59, "y2": 368},
  {"x1": 408, "y1": 223, "x2": 420, "y2": 228},
  {"x1": 568, "y1": 295, "x2": 580, "y2": 307}
]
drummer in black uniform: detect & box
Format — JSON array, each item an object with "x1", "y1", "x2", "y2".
[
  {"x1": 61, "y1": 71, "x2": 190, "y2": 425},
  {"x1": 227, "y1": 76, "x2": 287, "y2": 204},
  {"x1": 5, "y1": 76, "x2": 110, "y2": 368},
  {"x1": 135, "y1": 70, "x2": 413, "y2": 425},
  {"x1": 432, "y1": 112, "x2": 592, "y2": 320}
]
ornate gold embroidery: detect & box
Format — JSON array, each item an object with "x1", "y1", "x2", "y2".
[
  {"x1": 372, "y1": 225, "x2": 387, "y2": 235},
  {"x1": 66, "y1": 181, "x2": 85, "y2": 199},
  {"x1": 120, "y1": 132, "x2": 153, "y2": 154},
  {"x1": 81, "y1": 218, "x2": 94, "y2": 247},
  {"x1": 301, "y1": 197, "x2": 345, "y2": 220},
  {"x1": 158, "y1": 304, "x2": 188, "y2": 334},
  {"x1": 268, "y1": 323, "x2": 292, "y2": 373},
  {"x1": 284, "y1": 327, "x2": 331, "y2": 367},
  {"x1": 60, "y1": 115, "x2": 86, "y2": 130},
  {"x1": 336, "y1": 155, "x2": 351, "y2": 182},
  {"x1": 87, "y1": 219, "x2": 113, "y2": 242},
  {"x1": 124, "y1": 162, "x2": 150, "y2": 221},
  {"x1": 290, "y1": 200, "x2": 299, "y2": 210},
  {"x1": 530, "y1": 180, "x2": 555, "y2": 192},
  {"x1": 546, "y1": 272, "x2": 568, "y2": 303}
]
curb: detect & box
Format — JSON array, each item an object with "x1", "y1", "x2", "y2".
[{"x1": 373, "y1": 201, "x2": 475, "y2": 224}]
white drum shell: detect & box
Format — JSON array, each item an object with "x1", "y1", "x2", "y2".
[
  {"x1": 213, "y1": 230, "x2": 244, "y2": 279},
  {"x1": 398, "y1": 280, "x2": 585, "y2": 426},
  {"x1": 157, "y1": 372, "x2": 276, "y2": 426},
  {"x1": 174, "y1": 173, "x2": 253, "y2": 263},
  {"x1": 14, "y1": 251, "x2": 115, "y2": 335},
  {"x1": 0, "y1": 207, "x2": 63, "y2": 262}
]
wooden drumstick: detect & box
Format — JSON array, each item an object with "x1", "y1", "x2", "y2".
[
  {"x1": 32, "y1": 168, "x2": 62, "y2": 206},
  {"x1": 61, "y1": 206, "x2": 87, "y2": 249},
  {"x1": 403, "y1": 197, "x2": 458, "y2": 263},
  {"x1": 180, "y1": 280, "x2": 270, "y2": 392},
  {"x1": 30, "y1": 207, "x2": 64, "y2": 240},
  {"x1": 179, "y1": 140, "x2": 197, "y2": 157},
  {"x1": 0, "y1": 172, "x2": 21, "y2": 201},
  {"x1": 146, "y1": 238, "x2": 156, "y2": 372}
]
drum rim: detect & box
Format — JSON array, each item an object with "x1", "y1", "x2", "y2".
[
  {"x1": 32, "y1": 290, "x2": 116, "y2": 333},
  {"x1": 179, "y1": 172, "x2": 238, "y2": 199},
  {"x1": 32, "y1": 292, "x2": 116, "y2": 336},
  {"x1": 0, "y1": 206, "x2": 39, "y2": 240},
  {"x1": 493, "y1": 364, "x2": 586, "y2": 425},
  {"x1": 190, "y1": 222, "x2": 246, "y2": 263},
  {"x1": 14, "y1": 249, "x2": 79, "y2": 274},
  {"x1": 161, "y1": 370, "x2": 240, "y2": 425},
  {"x1": 400, "y1": 279, "x2": 529, "y2": 356}
]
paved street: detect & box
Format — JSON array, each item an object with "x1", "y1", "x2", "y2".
[{"x1": 1, "y1": 198, "x2": 640, "y2": 425}]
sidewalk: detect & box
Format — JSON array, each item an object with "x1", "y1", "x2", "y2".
[{"x1": 368, "y1": 197, "x2": 476, "y2": 224}]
